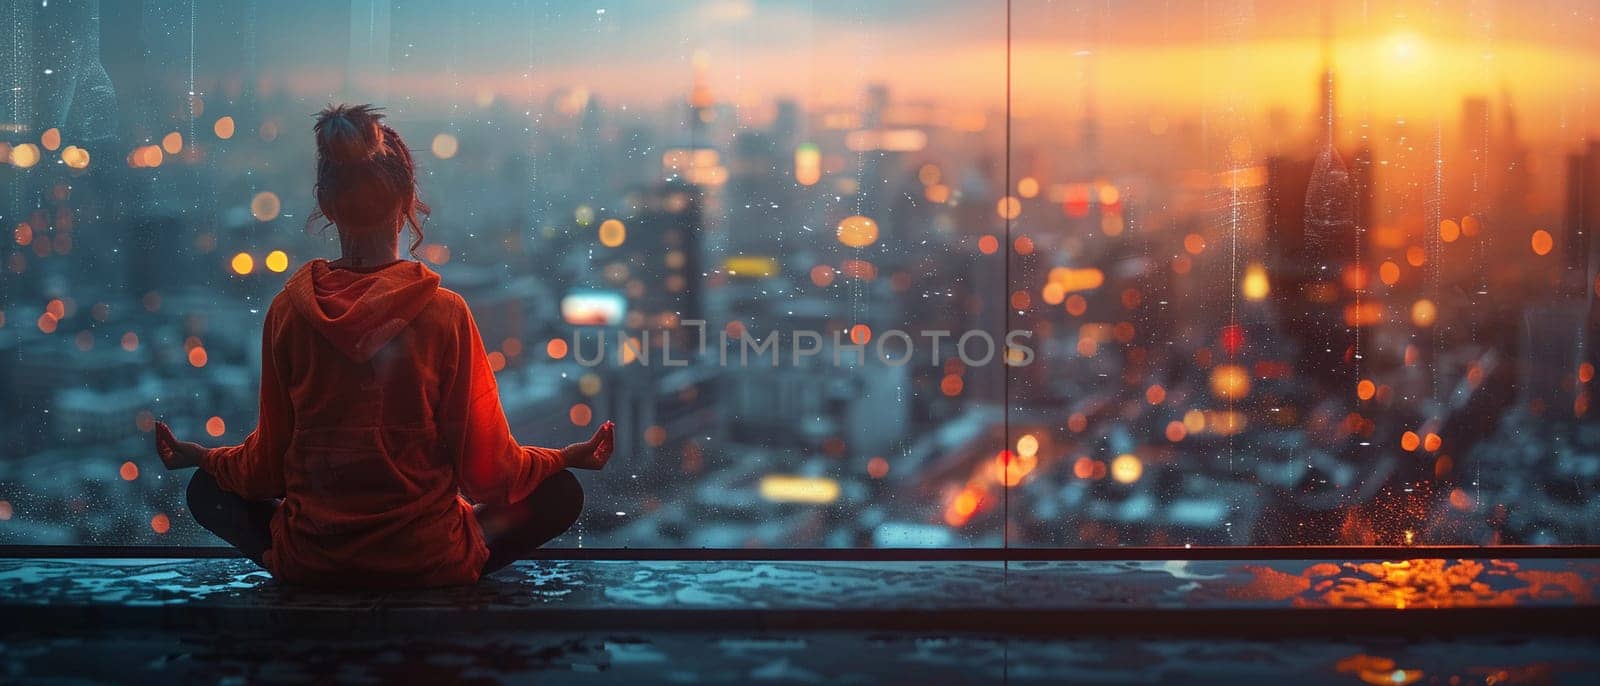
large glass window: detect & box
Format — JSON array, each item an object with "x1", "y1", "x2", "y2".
[{"x1": 2, "y1": 0, "x2": 1596, "y2": 547}]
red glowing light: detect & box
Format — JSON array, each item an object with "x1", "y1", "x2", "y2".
[
  {"x1": 569, "y1": 403, "x2": 593, "y2": 426},
  {"x1": 1062, "y1": 184, "x2": 1091, "y2": 217},
  {"x1": 1219, "y1": 324, "x2": 1245, "y2": 357},
  {"x1": 867, "y1": 456, "x2": 890, "y2": 479}
]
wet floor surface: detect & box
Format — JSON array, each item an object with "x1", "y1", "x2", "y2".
[
  {"x1": 7, "y1": 630, "x2": 1596, "y2": 684},
  {"x1": 1, "y1": 557, "x2": 1597, "y2": 683}
]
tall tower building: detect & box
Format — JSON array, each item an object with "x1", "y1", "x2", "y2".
[
  {"x1": 1563, "y1": 141, "x2": 1600, "y2": 297},
  {"x1": 628, "y1": 180, "x2": 705, "y2": 333},
  {"x1": 1264, "y1": 52, "x2": 1365, "y2": 389},
  {"x1": 1495, "y1": 88, "x2": 1532, "y2": 217},
  {"x1": 688, "y1": 50, "x2": 716, "y2": 146}
]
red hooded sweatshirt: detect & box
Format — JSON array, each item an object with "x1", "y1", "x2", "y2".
[{"x1": 200, "y1": 259, "x2": 565, "y2": 588}]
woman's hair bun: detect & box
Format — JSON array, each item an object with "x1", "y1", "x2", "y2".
[
  {"x1": 314, "y1": 103, "x2": 386, "y2": 163},
  {"x1": 310, "y1": 102, "x2": 430, "y2": 255}
]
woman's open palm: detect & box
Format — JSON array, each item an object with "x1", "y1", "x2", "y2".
[
  {"x1": 154, "y1": 422, "x2": 205, "y2": 470},
  {"x1": 562, "y1": 421, "x2": 614, "y2": 470}
]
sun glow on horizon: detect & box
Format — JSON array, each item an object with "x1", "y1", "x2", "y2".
[{"x1": 1387, "y1": 31, "x2": 1424, "y2": 62}]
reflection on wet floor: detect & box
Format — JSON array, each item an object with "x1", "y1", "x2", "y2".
[
  {"x1": 1, "y1": 556, "x2": 1597, "y2": 683},
  {"x1": 4, "y1": 631, "x2": 1595, "y2": 684},
  {"x1": 1336, "y1": 654, "x2": 1427, "y2": 686},
  {"x1": 1231, "y1": 558, "x2": 1597, "y2": 608},
  {"x1": 1334, "y1": 652, "x2": 1574, "y2": 686}
]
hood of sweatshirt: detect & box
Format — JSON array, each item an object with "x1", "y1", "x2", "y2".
[{"x1": 283, "y1": 259, "x2": 442, "y2": 362}]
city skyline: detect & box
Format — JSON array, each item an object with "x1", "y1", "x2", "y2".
[{"x1": 3, "y1": 0, "x2": 1599, "y2": 549}]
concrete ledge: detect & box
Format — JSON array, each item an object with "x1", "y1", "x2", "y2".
[
  {"x1": 4, "y1": 556, "x2": 1598, "y2": 683},
  {"x1": 2, "y1": 557, "x2": 1597, "y2": 636}
]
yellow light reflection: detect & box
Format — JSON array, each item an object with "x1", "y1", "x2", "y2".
[
  {"x1": 598, "y1": 219, "x2": 626, "y2": 248},
  {"x1": 836, "y1": 215, "x2": 879, "y2": 248},
  {"x1": 759, "y1": 475, "x2": 840, "y2": 504},
  {"x1": 1111, "y1": 454, "x2": 1143, "y2": 484},
  {"x1": 230, "y1": 252, "x2": 255, "y2": 275},
  {"x1": 794, "y1": 143, "x2": 820, "y2": 186},
  {"x1": 1209, "y1": 364, "x2": 1250, "y2": 400},
  {"x1": 1016, "y1": 434, "x2": 1039, "y2": 457},
  {"x1": 264, "y1": 250, "x2": 289, "y2": 273},
  {"x1": 725, "y1": 256, "x2": 778, "y2": 278},
  {"x1": 9, "y1": 143, "x2": 40, "y2": 168},
  {"x1": 1241, "y1": 264, "x2": 1270, "y2": 301},
  {"x1": 1047, "y1": 267, "x2": 1105, "y2": 293},
  {"x1": 61, "y1": 146, "x2": 90, "y2": 169},
  {"x1": 1410, "y1": 299, "x2": 1437, "y2": 327}
]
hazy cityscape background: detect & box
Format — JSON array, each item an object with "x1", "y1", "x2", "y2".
[{"x1": 3, "y1": 0, "x2": 1599, "y2": 548}]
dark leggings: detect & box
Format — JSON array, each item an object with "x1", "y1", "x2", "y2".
[{"x1": 186, "y1": 469, "x2": 584, "y2": 577}]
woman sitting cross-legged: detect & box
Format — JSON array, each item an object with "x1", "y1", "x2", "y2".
[{"x1": 154, "y1": 104, "x2": 614, "y2": 588}]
